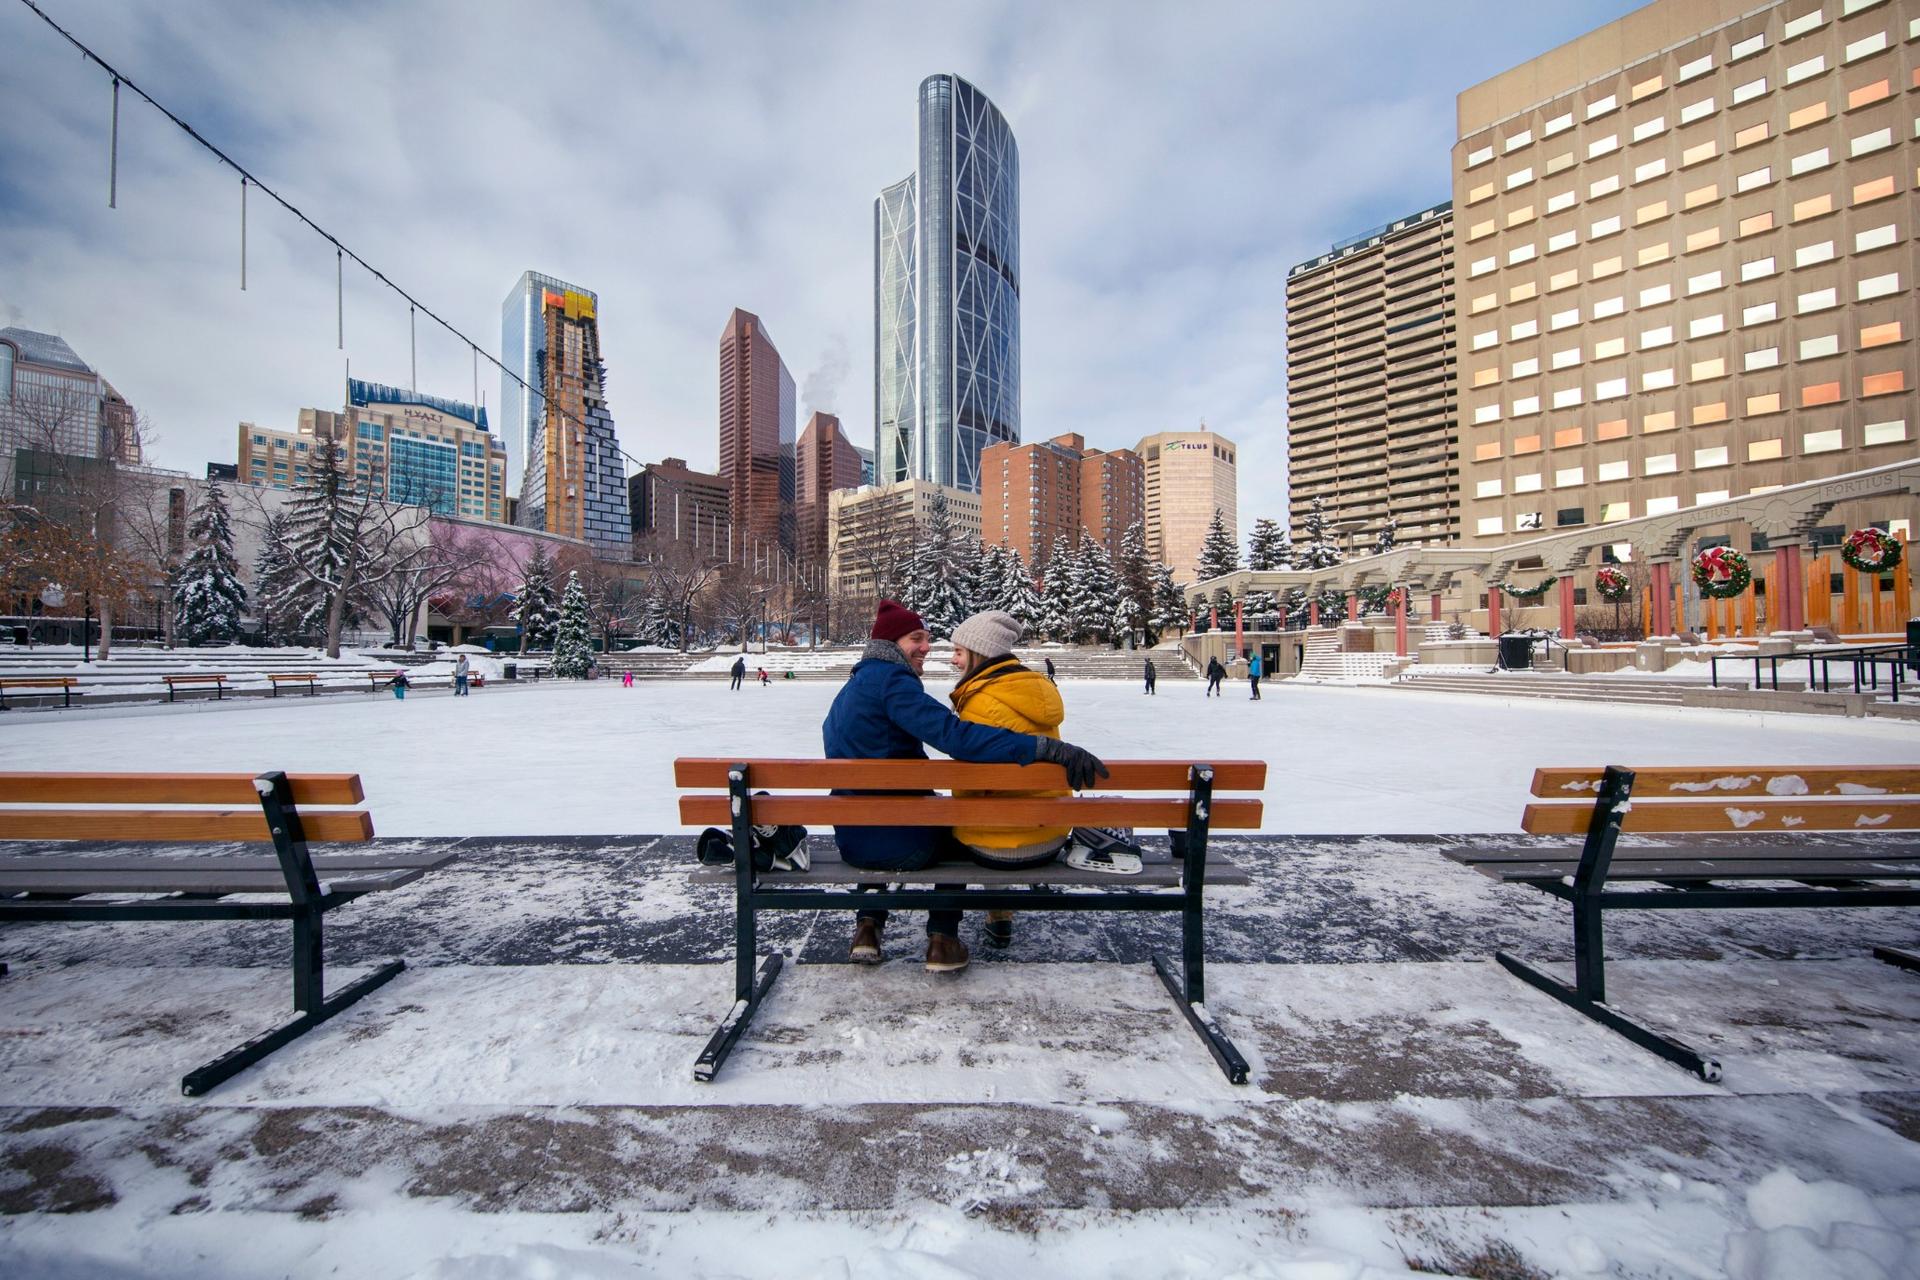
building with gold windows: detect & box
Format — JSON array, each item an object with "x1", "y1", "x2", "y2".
[
  {"x1": 1137, "y1": 428, "x2": 1237, "y2": 581},
  {"x1": 1453, "y1": 0, "x2": 1917, "y2": 550}
]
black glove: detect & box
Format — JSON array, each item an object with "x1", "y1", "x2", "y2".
[{"x1": 1034, "y1": 736, "x2": 1109, "y2": 790}]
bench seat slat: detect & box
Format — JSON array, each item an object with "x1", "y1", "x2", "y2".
[
  {"x1": 0, "y1": 866, "x2": 422, "y2": 896},
  {"x1": 0, "y1": 773, "x2": 364, "y2": 805},
  {"x1": 679, "y1": 795, "x2": 1262, "y2": 829},
  {"x1": 1522, "y1": 799, "x2": 1920, "y2": 835},
  {"x1": 1448, "y1": 843, "x2": 1920, "y2": 865},
  {"x1": 692, "y1": 856, "x2": 1250, "y2": 888},
  {"x1": 1532, "y1": 765, "x2": 1920, "y2": 799},
  {"x1": 0, "y1": 852, "x2": 455, "y2": 874},
  {"x1": 673, "y1": 758, "x2": 1266, "y2": 791},
  {"x1": 0, "y1": 809, "x2": 374, "y2": 843},
  {"x1": 1476, "y1": 858, "x2": 1920, "y2": 882}
]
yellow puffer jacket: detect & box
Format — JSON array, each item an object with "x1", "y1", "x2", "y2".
[{"x1": 948, "y1": 656, "x2": 1071, "y2": 850}]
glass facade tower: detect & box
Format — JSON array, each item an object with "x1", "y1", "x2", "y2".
[{"x1": 874, "y1": 74, "x2": 1019, "y2": 493}]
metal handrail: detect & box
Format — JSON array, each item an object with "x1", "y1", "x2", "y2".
[{"x1": 1710, "y1": 643, "x2": 1908, "y2": 702}]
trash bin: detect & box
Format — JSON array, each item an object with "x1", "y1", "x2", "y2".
[
  {"x1": 1497, "y1": 634, "x2": 1533, "y2": 670},
  {"x1": 503, "y1": 662, "x2": 518, "y2": 681}
]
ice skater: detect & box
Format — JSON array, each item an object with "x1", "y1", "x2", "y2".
[
  {"x1": 390, "y1": 669, "x2": 410, "y2": 700},
  {"x1": 1247, "y1": 650, "x2": 1262, "y2": 700},
  {"x1": 1204, "y1": 656, "x2": 1225, "y2": 697},
  {"x1": 1143, "y1": 656, "x2": 1157, "y2": 695},
  {"x1": 758, "y1": 667, "x2": 770, "y2": 686},
  {"x1": 730, "y1": 655, "x2": 746, "y2": 690},
  {"x1": 622, "y1": 669, "x2": 634, "y2": 688},
  {"x1": 453, "y1": 653, "x2": 471, "y2": 696}
]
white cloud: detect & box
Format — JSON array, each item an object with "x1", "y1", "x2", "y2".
[{"x1": 0, "y1": 0, "x2": 1633, "y2": 545}]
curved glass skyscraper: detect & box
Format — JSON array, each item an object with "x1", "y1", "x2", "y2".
[{"x1": 874, "y1": 74, "x2": 1019, "y2": 492}]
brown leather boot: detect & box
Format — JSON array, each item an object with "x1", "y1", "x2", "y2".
[
  {"x1": 925, "y1": 932, "x2": 970, "y2": 973},
  {"x1": 984, "y1": 911, "x2": 1014, "y2": 949},
  {"x1": 849, "y1": 918, "x2": 883, "y2": 965}
]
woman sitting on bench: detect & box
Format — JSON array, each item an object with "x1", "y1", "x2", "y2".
[{"x1": 948, "y1": 610, "x2": 1072, "y2": 952}]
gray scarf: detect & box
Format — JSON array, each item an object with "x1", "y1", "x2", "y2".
[{"x1": 861, "y1": 638, "x2": 911, "y2": 668}]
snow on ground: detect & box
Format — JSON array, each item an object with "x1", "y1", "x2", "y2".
[
  {"x1": 4, "y1": 678, "x2": 1919, "y2": 1276},
  {"x1": 0, "y1": 677, "x2": 1910, "y2": 836}
]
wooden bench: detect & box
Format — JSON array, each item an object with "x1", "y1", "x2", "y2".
[
  {"x1": 676, "y1": 758, "x2": 1265, "y2": 1083},
  {"x1": 0, "y1": 771, "x2": 456, "y2": 1095},
  {"x1": 266, "y1": 672, "x2": 319, "y2": 697},
  {"x1": 0, "y1": 676, "x2": 83, "y2": 710},
  {"x1": 163, "y1": 673, "x2": 230, "y2": 702},
  {"x1": 1449, "y1": 765, "x2": 1920, "y2": 1081}
]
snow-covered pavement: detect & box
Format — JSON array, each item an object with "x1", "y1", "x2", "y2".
[
  {"x1": 3, "y1": 679, "x2": 1919, "y2": 1276},
  {"x1": 0, "y1": 676, "x2": 1911, "y2": 835}
]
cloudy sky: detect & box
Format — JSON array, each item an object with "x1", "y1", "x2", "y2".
[{"x1": 1, "y1": 0, "x2": 1635, "y2": 532}]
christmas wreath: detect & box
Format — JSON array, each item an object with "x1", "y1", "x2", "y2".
[
  {"x1": 1840, "y1": 527, "x2": 1902, "y2": 575},
  {"x1": 1501, "y1": 576, "x2": 1556, "y2": 601},
  {"x1": 1594, "y1": 566, "x2": 1632, "y2": 603},
  {"x1": 1691, "y1": 546, "x2": 1751, "y2": 599}
]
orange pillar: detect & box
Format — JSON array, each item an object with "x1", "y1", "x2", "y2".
[
  {"x1": 1674, "y1": 582, "x2": 1686, "y2": 636},
  {"x1": 1210, "y1": 604, "x2": 1219, "y2": 632},
  {"x1": 1234, "y1": 598, "x2": 1244, "y2": 656},
  {"x1": 1487, "y1": 586, "x2": 1503, "y2": 636},
  {"x1": 1870, "y1": 573, "x2": 1886, "y2": 633},
  {"x1": 1894, "y1": 555, "x2": 1912, "y2": 626},
  {"x1": 1394, "y1": 588, "x2": 1409, "y2": 656},
  {"x1": 1774, "y1": 546, "x2": 1800, "y2": 631},
  {"x1": 1558, "y1": 576, "x2": 1576, "y2": 638},
  {"x1": 1842, "y1": 565, "x2": 1861, "y2": 635},
  {"x1": 1650, "y1": 562, "x2": 1672, "y2": 636},
  {"x1": 1740, "y1": 585, "x2": 1757, "y2": 637},
  {"x1": 1705, "y1": 597, "x2": 1719, "y2": 640},
  {"x1": 1430, "y1": 592, "x2": 1442, "y2": 621},
  {"x1": 1640, "y1": 587, "x2": 1651, "y2": 638},
  {"x1": 1808, "y1": 554, "x2": 1831, "y2": 629},
  {"x1": 1346, "y1": 594, "x2": 1360, "y2": 622},
  {"x1": 1308, "y1": 600, "x2": 1319, "y2": 627}
]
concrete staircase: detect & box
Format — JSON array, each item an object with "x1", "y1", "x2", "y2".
[
  {"x1": 1295, "y1": 628, "x2": 1401, "y2": 681},
  {"x1": 1394, "y1": 670, "x2": 1702, "y2": 706},
  {"x1": 1017, "y1": 646, "x2": 1194, "y2": 680},
  {"x1": 599, "y1": 649, "x2": 714, "y2": 679}
]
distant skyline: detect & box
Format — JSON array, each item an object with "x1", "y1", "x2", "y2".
[{"x1": 0, "y1": 0, "x2": 1636, "y2": 538}]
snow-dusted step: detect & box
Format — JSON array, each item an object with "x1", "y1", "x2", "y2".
[{"x1": 1397, "y1": 672, "x2": 1693, "y2": 706}]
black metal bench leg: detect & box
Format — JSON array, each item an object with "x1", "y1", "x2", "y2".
[
  {"x1": 694, "y1": 952, "x2": 783, "y2": 1083},
  {"x1": 1496, "y1": 951, "x2": 1721, "y2": 1082},
  {"x1": 181, "y1": 958, "x2": 405, "y2": 1097},
  {"x1": 1874, "y1": 946, "x2": 1920, "y2": 974},
  {"x1": 1148, "y1": 768, "x2": 1249, "y2": 1085},
  {"x1": 695, "y1": 764, "x2": 785, "y2": 1082}
]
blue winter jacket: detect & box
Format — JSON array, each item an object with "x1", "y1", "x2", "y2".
[{"x1": 822, "y1": 651, "x2": 1038, "y2": 867}]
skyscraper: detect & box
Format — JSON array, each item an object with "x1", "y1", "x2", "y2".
[
  {"x1": 980, "y1": 433, "x2": 1144, "y2": 568},
  {"x1": 874, "y1": 74, "x2": 1020, "y2": 493},
  {"x1": 796, "y1": 412, "x2": 866, "y2": 566},
  {"x1": 1137, "y1": 428, "x2": 1238, "y2": 581},
  {"x1": 500, "y1": 271, "x2": 631, "y2": 553},
  {"x1": 718, "y1": 308, "x2": 797, "y2": 556}
]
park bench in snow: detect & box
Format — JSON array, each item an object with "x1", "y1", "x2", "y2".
[
  {"x1": 678, "y1": 757, "x2": 1263, "y2": 1083},
  {"x1": 266, "y1": 672, "x2": 319, "y2": 696},
  {"x1": 163, "y1": 673, "x2": 229, "y2": 702},
  {"x1": 0, "y1": 676, "x2": 83, "y2": 710},
  {"x1": 1449, "y1": 764, "x2": 1920, "y2": 1081},
  {"x1": 0, "y1": 771, "x2": 456, "y2": 1095}
]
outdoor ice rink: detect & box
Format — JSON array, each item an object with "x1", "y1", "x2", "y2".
[{"x1": 0, "y1": 675, "x2": 1911, "y2": 835}]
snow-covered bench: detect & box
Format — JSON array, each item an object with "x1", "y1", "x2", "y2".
[
  {"x1": 1450, "y1": 765, "x2": 1920, "y2": 1081},
  {"x1": 676, "y1": 757, "x2": 1264, "y2": 1083},
  {"x1": 0, "y1": 771, "x2": 456, "y2": 1095}
]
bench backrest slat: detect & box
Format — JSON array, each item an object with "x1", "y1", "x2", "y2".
[
  {"x1": 0, "y1": 809, "x2": 375, "y2": 843},
  {"x1": 673, "y1": 758, "x2": 1266, "y2": 791},
  {"x1": 0, "y1": 773, "x2": 365, "y2": 806},
  {"x1": 1532, "y1": 765, "x2": 1920, "y2": 799},
  {"x1": 680, "y1": 794, "x2": 1262, "y2": 830},
  {"x1": 1523, "y1": 799, "x2": 1920, "y2": 835}
]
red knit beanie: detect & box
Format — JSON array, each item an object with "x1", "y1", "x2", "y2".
[{"x1": 870, "y1": 599, "x2": 927, "y2": 643}]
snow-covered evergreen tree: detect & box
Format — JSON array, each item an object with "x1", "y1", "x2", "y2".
[
  {"x1": 1195, "y1": 507, "x2": 1241, "y2": 619},
  {"x1": 901, "y1": 494, "x2": 969, "y2": 638},
  {"x1": 1289, "y1": 496, "x2": 1346, "y2": 625},
  {"x1": 952, "y1": 535, "x2": 987, "y2": 618},
  {"x1": 1115, "y1": 521, "x2": 1156, "y2": 647},
  {"x1": 1360, "y1": 517, "x2": 1400, "y2": 615},
  {"x1": 1071, "y1": 532, "x2": 1120, "y2": 645},
  {"x1": 1243, "y1": 516, "x2": 1289, "y2": 628},
  {"x1": 1038, "y1": 535, "x2": 1075, "y2": 641},
  {"x1": 996, "y1": 545, "x2": 1044, "y2": 631},
  {"x1": 1151, "y1": 562, "x2": 1186, "y2": 637},
  {"x1": 276, "y1": 432, "x2": 376, "y2": 646},
  {"x1": 551, "y1": 570, "x2": 594, "y2": 677},
  {"x1": 172, "y1": 480, "x2": 248, "y2": 646},
  {"x1": 514, "y1": 547, "x2": 559, "y2": 653},
  {"x1": 251, "y1": 510, "x2": 305, "y2": 644}
]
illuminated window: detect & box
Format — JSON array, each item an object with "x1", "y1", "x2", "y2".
[
  {"x1": 1790, "y1": 146, "x2": 1831, "y2": 175},
  {"x1": 1678, "y1": 54, "x2": 1714, "y2": 82},
  {"x1": 1543, "y1": 111, "x2": 1573, "y2": 136},
  {"x1": 1512, "y1": 395, "x2": 1541, "y2": 416},
  {"x1": 1853, "y1": 175, "x2": 1896, "y2": 203},
  {"x1": 1506, "y1": 166, "x2": 1534, "y2": 190},
  {"x1": 1747, "y1": 392, "x2": 1783, "y2": 414},
  {"x1": 1644, "y1": 411, "x2": 1678, "y2": 433},
  {"x1": 1468, "y1": 182, "x2": 1495, "y2": 204},
  {"x1": 1507, "y1": 204, "x2": 1537, "y2": 227},
  {"x1": 1474, "y1": 440, "x2": 1503, "y2": 461},
  {"x1": 1511, "y1": 357, "x2": 1540, "y2": 378},
  {"x1": 1554, "y1": 466, "x2": 1585, "y2": 488},
  {"x1": 1848, "y1": 79, "x2": 1890, "y2": 110},
  {"x1": 1514, "y1": 472, "x2": 1542, "y2": 492},
  {"x1": 1862, "y1": 419, "x2": 1907, "y2": 446},
  {"x1": 1684, "y1": 182, "x2": 1719, "y2": 208},
  {"x1": 1472, "y1": 366, "x2": 1501, "y2": 387},
  {"x1": 1800, "y1": 333, "x2": 1840, "y2": 359},
  {"x1": 1598, "y1": 459, "x2": 1631, "y2": 482},
  {"x1": 1474, "y1": 404, "x2": 1502, "y2": 424},
  {"x1": 1645, "y1": 368, "x2": 1677, "y2": 390},
  {"x1": 1639, "y1": 282, "x2": 1673, "y2": 307},
  {"x1": 1785, "y1": 55, "x2": 1826, "y2": 85},
  {"x1": 1510, "y1": 319, "x2": 1539, "y2": 340},
  {"x1": 1729, "y1": 32, "x2": 1767, "y2": 61},
  {"x1": 1741, "y1": 254, "x2": 1776, "y2": 280},
  {"x1": 1745, "y1": 346, "x2": 1779, "y2": 370},
  {"x1": 1596, "y1": 376, "x2": 1628, "y2": 400},
  {"x1": 1860, "y1": 321, "x2": 1903, "y2": 348},
  {"x1": 1552, "y1": 386, "x2": 1584, "y2": 409},
  {"x1": 1637, "y1": 200, "x2": 1670, "y2": 226},
  {"x1": 1468, "y1": 219, "x2": 1497, "y2": 240},
  {"x1": 1547, "y1": 229, "x2": 1577, "y2": 253},
  {"x1": 1748, "y1": 438, "x2": 1784, "y2": 461},
  {"x1": 1641, "y1": 324, "x2": 1675, "y2": 348},
  {"x1": 1645, "y1": 452, "x2": 1678, "y2": 474},
  {"x1": 1734, "y1": 121, "x2": 1771, "y2": 148},
  {"x1": 1686, "y1": 227, "x2": 1724, "y2": 253},
  {"x1": 1796, "y1": 287, "x2": 1837, "y2": 313},
  {"x1": 1593, "y1": 296, "x2": 1625, "y2": 319},
  {"x1": 1692, "y1": 401, "x2": 1728, "y2": 424},
  {"x1": 1551, "y1": 307, "x2": 1581, "y2": 330},
  {"x1": 1595, "y1": 419, "x2": 1629, "y2": 441},
  {"x1": 1795, "y1": 240, "x2": 1835, "y2": 267},
  {"x1": 1801, "y1": 380, "x2": 1842, "y2": 406},
  {"x1": 1546, "y1": 189, "x2": 1576, "y2": 213},
  {"x1": 1475, "y1": 478, "x2": 1503, "y2": 498},
  {"x1": 1782, "y1": 8, "x2": 1825, "y2": 38},
  {"x1": 1591, "y1": 214, "x2": 1623, "y2": 238},
  {"x1": 1683, "y1": 141, "x2": 1719, "y2": 170},
  {"x1": 1593, "y1": 256, "x2": 1624, "y2": 279},
  {"x1": 1691, "y1": 357, "x2": 1726, "y2": 381},
  {"x1": 1688, "y1": 270, "x2": 1724, "y2": 295},
  {"x1": 1793, "y1": 193, "x2": 1834, "y2": 221},
  {"x1": 1594, "y1": 336, "x2": 1627, "y2": 359},
  {"x1": 1693, "y1": 445, "x2": 1729, "y2": 468},
  {"x1": 1743, "y1": 301, "x2": 1778, "y2": 325},
  {"x1": 1803, "y1": 428, "x2": 1843, "y2": 453},
  {"x1": 1551, "y1": 347, "x2": 1581, "y2": 369},
  {"x1": 1736, "y1": 166, "x2": 1772, "y2": 192},
  {"x1": 1739, "y1": 211, "x2": 1775, "y2": 237},
  {"x1": 1476, "y1": 516, "x2": 1505, "y2": 536},
  {"x1": 1590, "y1": 174, "x2": 1622, "y2": 198},
  {"x1": 1553, "y1": 427, "x2": 1585, "y2": 449},
  {"x1": 1634, "y1": 158, "x2": 1668, "y2": 183},
  {"x1": 1466, "y1": 144, "x2": 1495, "y2": 168},
  {"x1": 1505, "y1": 128, "x2": 1533, "y2": 152},
  {"x1": 1859, "y1": 272, "x2": 1901, "y2": 300},
  {"x1": 1788, "y1": 102, "x2": 1830, "y2": 131},
  {"x1": 1637, "y1": 242, "x2": 1671, "y2": 266},
  {"x1": 1632, "y1": 74, "x2": 1663, "y2": 100},
  {"x1": 1844, "y1": 30, "x2": 1887, "y2": 62},
  {"x1": 1862, "y1": 370, "x2": 1906, "y2": 396},
  {"x1": 1732, "y1": 77, "x2": 1768, "y2": 105},
  {"x1": 1514, "y1": 435, "x2": 1542, "y2": 454},
  {"x1": 1601, "y1": 502, "x2": 1633, "y2": 522},
  {"x1": 1587, "y1": 94, "x2": 1618, "y2": 119},
  {"x1": 1508, "y1": 243, "x2": 1537, "y2": 265},
  {"x1": 1856, "y1": 224, "x2": 1898, "y2": 252}
]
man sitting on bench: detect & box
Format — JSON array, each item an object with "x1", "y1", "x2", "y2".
[{"x1": 824, "y1": 600, "x2": 1107, "y2": 974}]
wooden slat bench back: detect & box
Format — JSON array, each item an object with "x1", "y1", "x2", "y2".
[
  {"x1": 1523, "y1": 766, "x2": 1920, "y2": 835},
  {"x1": 162, "y1": 674, "x2": 230, "y2": 683},
  {"x1": 0, "y1": 772, "x2": 373, "y2": 844},
  {"x1": 0, "y1": 676, "x2": 80, "y2": 688}
]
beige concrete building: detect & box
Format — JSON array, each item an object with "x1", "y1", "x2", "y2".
[
  {"x1": 1286, "y1": 202, "x2": 1459, "y2": 549},
  {"x1": 827, "y1": 479, "x2": 982, "y2": 601},
  {"x1": 238, "y1": 380, "x2": 508, "y2": 521},
  {"x1": 1454, "y1": 0, "x2": 1918, "y2": 551},
  {"x1": 1137, "y1": 428, "x2": 1238, "y2": 581}
]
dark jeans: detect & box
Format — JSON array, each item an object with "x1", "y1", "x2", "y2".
[
  {"x1": 848, "y1": 830, "x2": 1057, "y2": 937},
  {"x1": 1249, "y1": 676, "x2": 1260, "y2": 699}
]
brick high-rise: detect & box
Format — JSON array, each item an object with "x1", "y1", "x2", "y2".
[
  {"x1": 796, "y1": 412, "x2": 865, "y2": 566},
  {"x1": 718, "y1": 308, "x2": 796, "y2": 557},
  {"x1": 980, "y1": 432, "x2": 1144, "y2": 568}
]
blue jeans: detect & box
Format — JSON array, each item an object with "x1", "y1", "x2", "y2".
[{"x1": 845, "y1": 829, "x2": 965, "y2": 937}]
